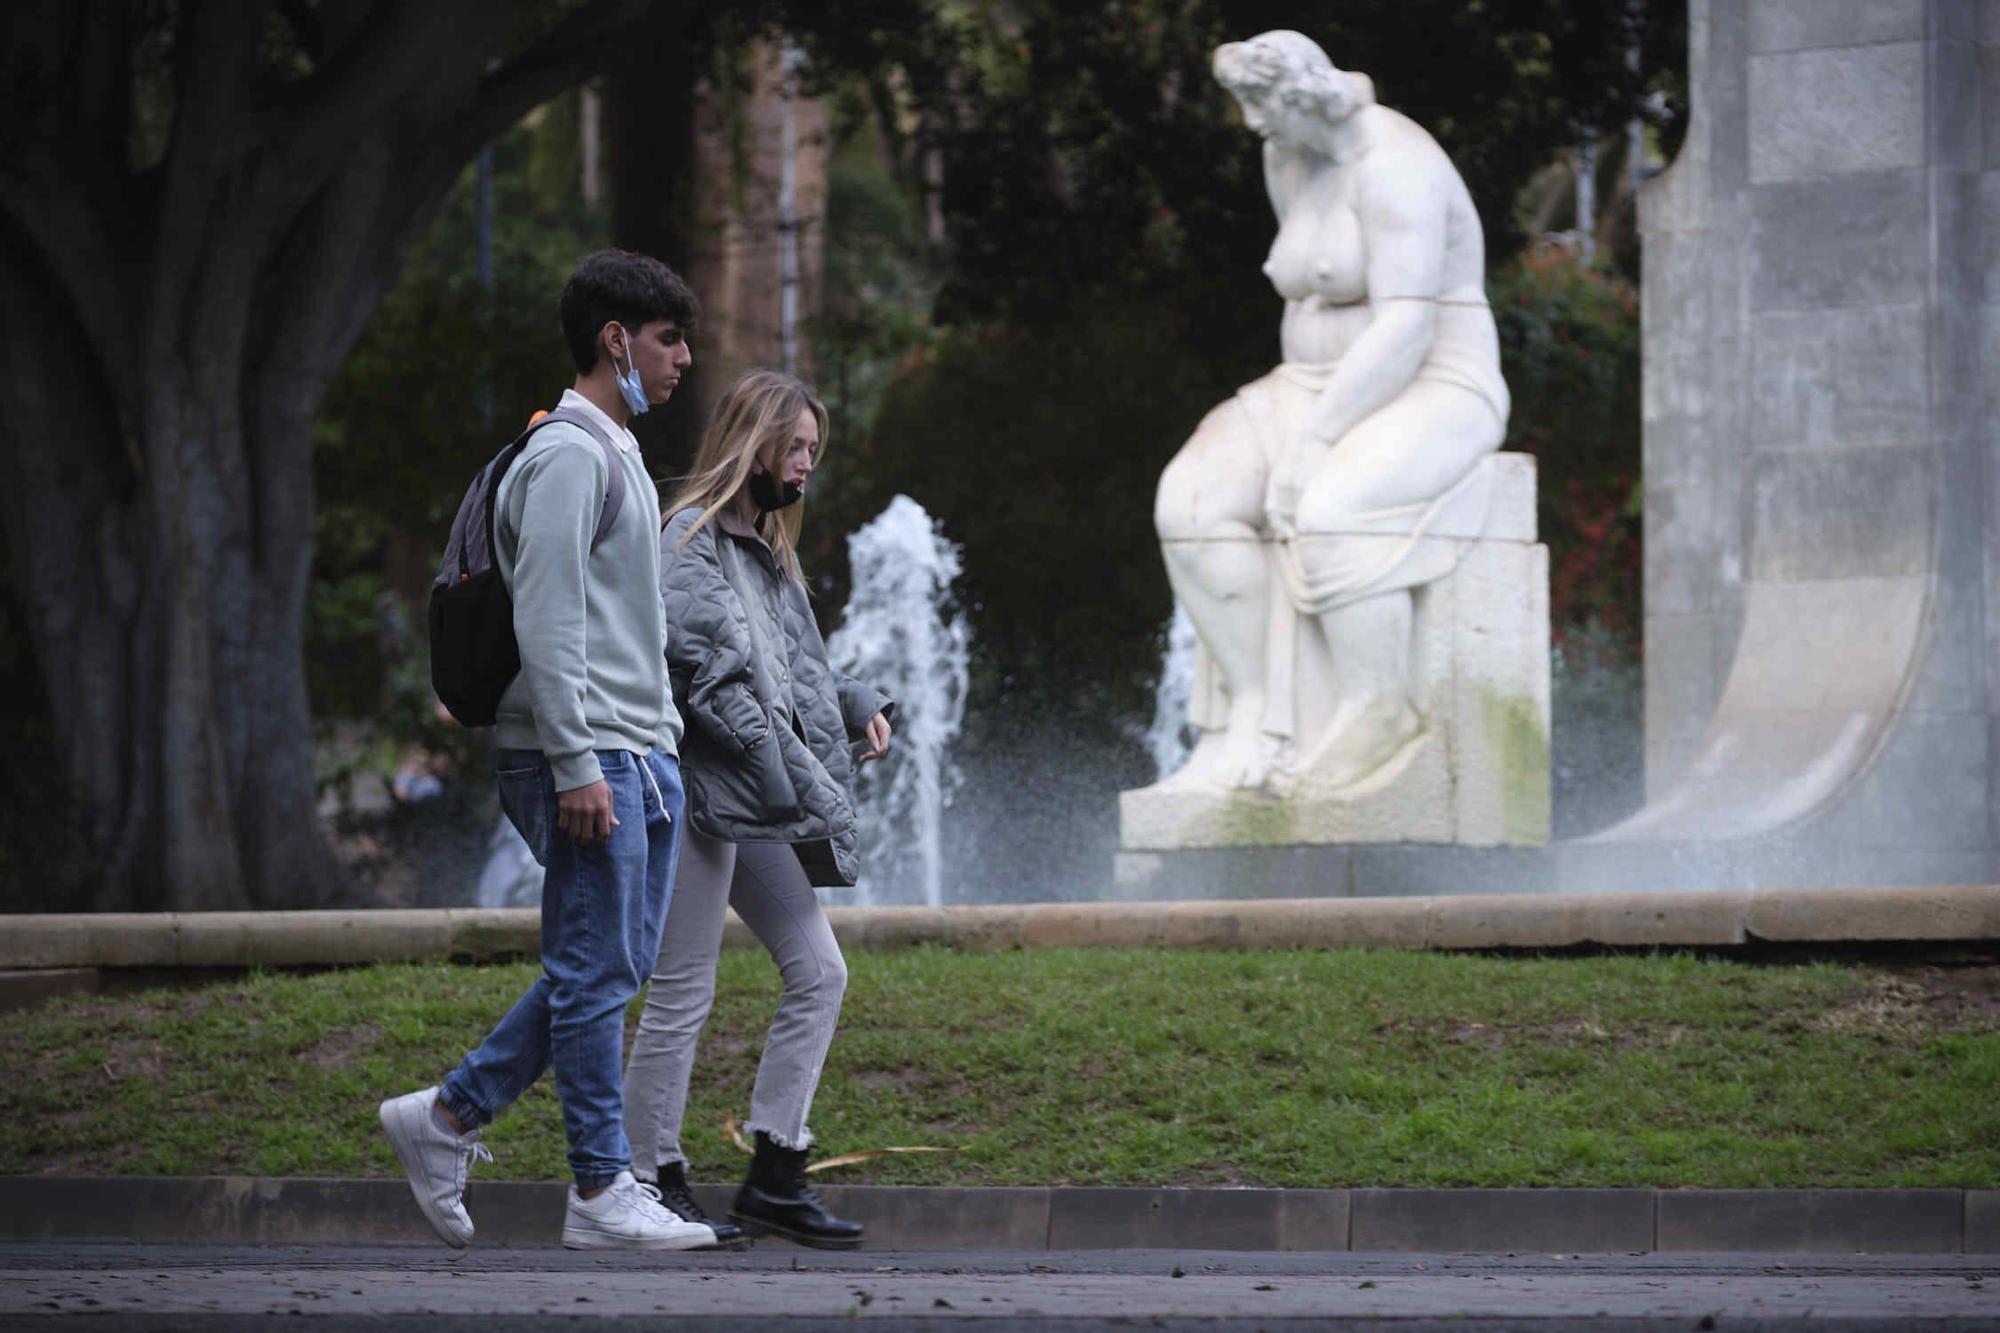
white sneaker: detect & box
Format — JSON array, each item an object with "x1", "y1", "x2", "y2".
[
  {"x1": 563, "y1": 1170, "x2": 717, "y2": 1251},
  {"x1": 378, "y1": 1086, "x2": 492, "y2": 1248}
]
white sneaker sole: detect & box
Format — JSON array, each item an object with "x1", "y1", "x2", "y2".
[
  {"x1": 561, "y1": 1222, "x2": 717, "y2": 1251},
  {"x1": 378, "y1": 1095, "x2": 472, "y2": 1249}
]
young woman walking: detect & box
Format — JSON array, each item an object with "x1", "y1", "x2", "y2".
[{"x1": 623, "y1": 369, "x2": 893, "y2": 1249}]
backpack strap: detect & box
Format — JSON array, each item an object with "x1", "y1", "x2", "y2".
[{"x1": 532, "y1": 407, "x2": 630, "y2": 551}]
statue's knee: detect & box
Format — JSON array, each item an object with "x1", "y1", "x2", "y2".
[
  {"x1": 1157, "y1": 404, "x2": 1255, "y2": 541},
  {"x1": 1155, "y1": 458, "x2": 1206, "y2": 542},
  {"x1": 1296, "y1": 478, "x2": 1364, "y2": 535}
]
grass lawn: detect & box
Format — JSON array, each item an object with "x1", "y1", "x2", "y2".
[{"x1": 3, "y1": 948, "x2": 1995, "y2": 1189}]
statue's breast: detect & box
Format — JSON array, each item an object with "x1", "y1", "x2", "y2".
[{"x1": 1264, "y1": 196, "x2": 1367, "y2": 305}]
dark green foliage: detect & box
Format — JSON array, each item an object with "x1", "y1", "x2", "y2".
[
  {"x1": 1492, "y1": 246, "x2": 1643, "y2": 649},
  {"x1": 813, "y1": 100, "x2": 942, "y2": 440},
  {"x1": 823, "y1": 290, "x2": 1257, "y2": 704},
  {"x1": 918, "y1": 0, "x2": 1686, "y2": 324}
]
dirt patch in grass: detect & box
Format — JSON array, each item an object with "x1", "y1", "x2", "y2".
[
  {"x1": 853, "y1": 1066, "x2": 976, "y2": 1098},
  {"x1": 1812, "y1": 966, "x2": 2000, "y2": 1037},
  {"x1": 854, "y1": 1068, "x2": 912, "y2": 1093},
  {"x1": 1441, "y1": 1020, "x2": 1507, "y2": 1049},
  {"x1": 97, "y1": 1041, "x2": 173, "y2": 1081},
  {"x1": 27, "y1": 1139, "x2": 152, "y2": 1177},
  {"x1": 1167, "y1": 1162, "x2": 1252, "y2": 1187},
  {"x1": 20, "y1": 988, "x2": 256, "y2": 1082},
  {"x1": 300, "y1": 1025, "x2": 381, "y2": 1070},
  {"x1": 1401, "y1": 1015, "x2": 1686, "y2": 1051},
  {"x1": 1412, "y1": 965, "x2": 2000, "y2": 1049},
  {"x1": 700, "y1": 1032, "x2": 758, "y2": 1062}
]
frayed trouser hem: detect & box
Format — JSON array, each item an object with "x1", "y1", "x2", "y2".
[{"x1": 746, "y1": 1120, "x2": 813, "y2": 1152}]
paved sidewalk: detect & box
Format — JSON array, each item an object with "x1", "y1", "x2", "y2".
[{"x1": 1, "y1": 1242, "x2": 1993, "y2": 1329}]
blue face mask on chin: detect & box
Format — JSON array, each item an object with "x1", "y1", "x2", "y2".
[{"x1": 611, "y1": 326, "x2": 649, "y2": 416}]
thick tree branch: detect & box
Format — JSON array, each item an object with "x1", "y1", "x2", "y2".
[
  {"x1": 0, "y1": 5, "x2": 73, "y2": 123},
  {"x1": 68, "y1": 0, "x2": 134, "y2": 152},
  {"x1": 339, "y1": 0, "x2": 653, "y2": 351},
  {"x1": 145, "y1": 0, "x2": 272, "y2": 371},
  {"x1": 0, "y1": 4, "x2": 142, "y2": 370},
  {"x1": 253, "y1": 1, "x2": 461, "y2": 182},
  {"x1": 169, "y1": 0, "x2": 268, "y2": 161},
  {"x1": 0, "y1": 139, "x2": 140, "y2": 377},
  {"x1": 423, "y1": 0, "x2": 655, "y2": 185},
  {"x1": 250, "y1": 0, "x2": 649, "y2": 311}
]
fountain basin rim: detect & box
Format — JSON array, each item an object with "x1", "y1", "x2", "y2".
[{"x1": 2, "y1": 884, "x2": 1996, "y2": 970}]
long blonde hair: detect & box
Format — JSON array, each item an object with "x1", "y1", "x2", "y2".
[{"x1": 668, "y1": 369, "x2": 829, "y2": 581}]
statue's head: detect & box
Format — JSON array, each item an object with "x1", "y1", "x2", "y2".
[{"x1": 1213, "y1": 30, "x2": 1373, "y2": 142}]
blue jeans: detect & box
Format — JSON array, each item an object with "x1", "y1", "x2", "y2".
[{"x1": 441, "y1": 748, "x2": 683, "y2": 1189}]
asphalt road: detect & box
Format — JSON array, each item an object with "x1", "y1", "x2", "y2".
[{"x1": 1, "y1": 1242, "x2": 1994, "y2": 1330}]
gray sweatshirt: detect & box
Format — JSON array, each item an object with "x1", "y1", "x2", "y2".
[{"x1": 491, "y1": 390, "x2": 684, "y2": 791}]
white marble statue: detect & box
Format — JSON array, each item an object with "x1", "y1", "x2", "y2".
[{"x1": 1153, "y1": 30, "x2": 1511, "y2": 797}]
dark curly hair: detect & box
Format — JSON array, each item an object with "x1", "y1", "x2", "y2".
[{"x1": 559, "y1": 249, "x2": 699, "y2": 373}]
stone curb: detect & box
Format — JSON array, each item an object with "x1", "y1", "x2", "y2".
[
  {"x1": 0, "y1": 1179, "x2": 1992, "y2": 1254},
  {"x1": 2, "y1": 884, "x2": 1996, "y2": 972}
]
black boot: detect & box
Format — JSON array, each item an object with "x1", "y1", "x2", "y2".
[
  {"x1": 653, "y1": 1161, "x2": 749, "y2": 1250},
  {"x1": 729, "y1": 1131, "x2": 865, "y2": 1249}
]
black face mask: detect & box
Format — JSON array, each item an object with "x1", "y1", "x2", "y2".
[{"x1": 748, "y1": 469, "x2": 803, "y2": 512}]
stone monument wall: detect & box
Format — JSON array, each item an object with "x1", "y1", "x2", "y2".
[{"x1": 1619, "y1": 0, "x2": 1997, "y2": 884}]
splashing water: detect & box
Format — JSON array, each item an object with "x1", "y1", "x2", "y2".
[
  {"x1": 827, "y1": 496, "x2": 970, "y2": 907},
  {"x1": 1146, "y1": 601, "x2": 1200, "y2": 781}
]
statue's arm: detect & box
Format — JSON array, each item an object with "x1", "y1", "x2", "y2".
[{"x1": 1298, "y1": 155, "x2": 1447, "y2": 448}]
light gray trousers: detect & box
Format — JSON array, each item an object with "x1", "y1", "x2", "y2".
[{"x1": 622, "y1": 823, "x2": 848, "y2": 1176}]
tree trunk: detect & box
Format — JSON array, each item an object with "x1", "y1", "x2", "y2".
[
  {"x1": 0, "y1": 0, "x2": 717, "y2": 910},
  {"x1": 608, "y1": 0, "x2": 706, "y2": 468},
  {"x1": 0, "y1": 227, "x2": 343, "y2": 911}
]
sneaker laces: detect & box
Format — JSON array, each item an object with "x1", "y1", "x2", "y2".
[
  {"x1": 630, "y1": 1179, "x2": 684, "y2": 1227},
  {"x1": 455, "y1": 1138, "x2": 494, "y2": 1197},
  {"x1": 654, "y1": 1174, "x2": 711, "y2": 1224}
]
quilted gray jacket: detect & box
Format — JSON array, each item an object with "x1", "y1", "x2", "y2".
[{"x1": 659, "y1": 504, "x2": 893, "y2": 886}]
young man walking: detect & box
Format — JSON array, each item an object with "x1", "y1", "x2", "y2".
[{"x1": 381, "y1": 249, "x2": 706, "y2": 1250}]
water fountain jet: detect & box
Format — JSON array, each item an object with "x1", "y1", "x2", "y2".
[{"x1": 827, "y1": 495, "x2": 970, "y2": 907}]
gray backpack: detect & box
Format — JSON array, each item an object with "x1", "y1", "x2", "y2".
[{"x1": 429, "y1": 408, "x2": 627, "y2": 727}]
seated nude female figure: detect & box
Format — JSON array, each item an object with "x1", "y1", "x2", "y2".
[{"x1": 1155, "y1": 30, "x2": 1509, "y2": 795}]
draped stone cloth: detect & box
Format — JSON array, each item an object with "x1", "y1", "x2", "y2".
[{"x1": 1185, "y1": 362, "x2": 1496, "y2": 744}]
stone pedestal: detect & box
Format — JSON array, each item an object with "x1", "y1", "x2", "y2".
[{"x1": 1120, "y1": 452, "x2": 1550, "y2": 853}]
